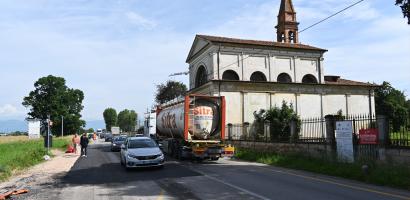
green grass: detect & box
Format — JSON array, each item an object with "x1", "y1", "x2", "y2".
[
  {"x1": 0, "y1": 136, "x2": 71, "y2": 181},
  {"x1": 236, "y1": 148, "x2": 410, "y2": 190}
]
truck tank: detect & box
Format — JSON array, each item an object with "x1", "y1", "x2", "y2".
[{"x1": 156, "y1": 95, "x2": 224, "y2": 141}]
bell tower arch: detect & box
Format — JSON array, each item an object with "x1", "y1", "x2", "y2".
[{"x1": 275, "y1": 0, "x2": 299, "y2": 43}]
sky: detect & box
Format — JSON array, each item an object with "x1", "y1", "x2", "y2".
[{"x1": 0, "y1": 0, "x2": 409, "y2": 123}]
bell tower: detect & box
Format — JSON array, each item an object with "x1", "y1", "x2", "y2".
[{"x1": 275, "y1": 0, "x2": 299, "y2": 43}]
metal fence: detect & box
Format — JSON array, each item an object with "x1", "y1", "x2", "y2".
[
  {"x1": 225, "y1": 114, "x2": 410, "y2": 149},
  {"x1": 389, "y1": 118, "x2": 410, "y2": 148}
]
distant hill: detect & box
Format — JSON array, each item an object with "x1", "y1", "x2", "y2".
[
  {"x1": 0, "y1": 119, "x2": 105, "y2": 133},
  {"x1": 0, "y1": 120, "x2": 27, "y2": 133}
]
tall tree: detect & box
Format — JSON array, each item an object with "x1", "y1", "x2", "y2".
[
  {"x1": 103, "y1": 108, "x2": 117, "y2": 131},
  {"x1": 155, "y1": 80, "x2": 187, "y2": 104},
  {"x1": 22, "y1": 75, "x2": 85, "y2": 135},
  {"x1": 117, "y1": 109, "x2": 138, "y2": 132},
  {"x1": 375, "y1": 81, "x2": 408, "y2": 131},
  {"x1": 396, "y1": 0, "x2": 410, "y2": 24},
  {"x1": 407, "y1": 100, "x2": 410, "y2": 120}
]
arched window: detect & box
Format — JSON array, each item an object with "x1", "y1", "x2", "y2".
[
  {"x1": 280, "y1": 32, "x2": 285, "y2": 42},
  {"x1": 277, "y1": 73, "x2": 292, "y2": 83},
  {"x1": 222, "y1": 70, "x2": 240, "y2": 80},
  {"x1": 250, "y1": 71, "x2": 267, "y2": 82},
  {"x1": 289, "y1": 31, "x2": 295, "y2": 43},
  {"x1": 302, "y1": 74, "x2": 318, "y2": 84},
  {"x1": 195, "y1": 65, "x2": 208, "y2": 88}
]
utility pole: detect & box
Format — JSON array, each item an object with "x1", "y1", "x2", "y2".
[
  {"x1": 47, "y1": 114, "x2": 50, "y2": 154},
  {"x1": 61, "y1": 116, "x2": 64, "y2": 137}
]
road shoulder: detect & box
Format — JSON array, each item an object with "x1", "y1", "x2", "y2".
[{"x1": 0, "y1": 149, "x2": 79, "y2": 197}]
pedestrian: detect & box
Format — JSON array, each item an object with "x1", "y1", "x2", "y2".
[
  {"x1": 80, "y1": 133, "x2": 89, "y2": 157},
  {"x1": 93, "y1": 132, "x2": 97, "y2": 142},
  {"x1": 71, "y1": 134, "x2": 80, "y2": 154}
]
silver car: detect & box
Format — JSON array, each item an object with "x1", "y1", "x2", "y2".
[{"x1": 120, "y1": 137, "x2": 164, "y2": 169}]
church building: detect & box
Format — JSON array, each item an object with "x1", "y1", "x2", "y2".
[{"x1": 185, "y1": 0, "x2": 377, "y2": 126}]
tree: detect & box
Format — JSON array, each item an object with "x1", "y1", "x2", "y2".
[
  {"x1": 253, "y1": 101, "x2": 301, "y2": 141},
  {"x1": 155, "y1": 80, "x2": 187, "y2": 104},
  {"x1": 22, "y1": 75, "x2": 85, "y2": 136},
  {"x1": 396, "y1": 0, "x2": 410, "y2": 24},
  {"x1": 103, "y1": 108, "x2": 117, "y2": 131},
  {"x1": 117, "y1": 109, "x2": 138, "y2": 132},
  {"x1": 375, "y1": 81, "x2": 408, "y2": 132},
  {"x1": 407, "y1": 100, "x2": 410, "y2": 120}
]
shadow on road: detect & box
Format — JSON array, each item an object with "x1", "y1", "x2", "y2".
[{"x1": 61, "y1": 143, "x2": 202, "y2": 185}]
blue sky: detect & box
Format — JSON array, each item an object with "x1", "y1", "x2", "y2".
[{"x1": 0, "y1": 0, "x2": 409, "y2": 122}]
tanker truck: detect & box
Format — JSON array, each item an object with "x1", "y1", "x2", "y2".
[{"x1": 156, "y1": 95, "x2": 234, "y2": 161}]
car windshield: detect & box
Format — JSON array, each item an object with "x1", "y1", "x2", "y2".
[
  {"x1": 128, "y1": 139, "x2": 157, "y2": 149},
  {"x1": 114, "y1": 136, "x2": 127, "y2": 141}
]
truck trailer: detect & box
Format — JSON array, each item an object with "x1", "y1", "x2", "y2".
[{"x1": 156, "y1": 95, "x2": 234, "y2": 161}]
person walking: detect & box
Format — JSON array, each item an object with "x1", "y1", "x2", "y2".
[
  {"x1": 80, "y1": 133, "x2": 89, "y2": 157},
  {"x1": 71, "y1": 134, "x2": 80, "y2": 154}
]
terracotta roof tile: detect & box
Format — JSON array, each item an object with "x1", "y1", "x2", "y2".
[
  {"x1": 325, "y1": 78, "x2": 377, "y2": 86},
  {"x1": 197, "y1": 34, "x2": 327, "y2": 52}
]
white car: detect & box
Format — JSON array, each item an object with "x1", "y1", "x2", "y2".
[{"x1": 120, "y1": 137, "x2": 164, "y2": 169}]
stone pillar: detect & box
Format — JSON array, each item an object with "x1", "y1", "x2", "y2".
[
  {"x1": 325, "y1": 115, "x2": 336, "y2": 149},
  {"x1": 377, "y1": 115, "x2": 389, "y2": 146},
  {"x1": 243, "y1": 122, "x2": 250, "y2": 140},
  {"x1": 290, "y1": 119, "x2": 297, "y2": 143},
  {"x1": 227, "y1": 123, "x2": 233, "y2": 140},
  {"x1": 264, "y1": 120, "x2": 270, "y2": 142}
]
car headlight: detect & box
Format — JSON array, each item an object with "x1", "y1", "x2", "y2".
[
  {"x1": 127, "y1": 154, "x2": 135, "y2": 159},
  {"x1": 159, "y1": 153, "x2": 164, "y2": 159},
  {"x1": 112, "y1": 143, "x2": 116, "y2": 146}
]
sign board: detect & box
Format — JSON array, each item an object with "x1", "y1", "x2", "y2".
[
  {"x1": 359, "y1": 128, "x2": 378, "y2": 144},
  {"x1": 27, "y1": 119, "x2": 41, "y2": 139},
  {"x1": 335, "y1": 121, "x2": 354, "y2": 163},
  {"x1": 111, "y1": 126, "x2": 120, "y2": 135}
]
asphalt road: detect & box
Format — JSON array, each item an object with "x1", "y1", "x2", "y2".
[{"x1": 20, "y1": 142, "x2": 410, "y2": 200}]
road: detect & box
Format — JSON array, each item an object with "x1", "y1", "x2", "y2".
[{"x1": 21, "y1": 142, "x2": 410, "y2": 200}]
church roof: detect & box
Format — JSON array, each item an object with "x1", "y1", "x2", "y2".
[
  {"x1": 324, "y1": 76, "x2": 377, "y2": 86},
  {"x1": 186, "y1": 35, "x2": 327, "y2": 62},
  {"x1": 198, "y1": 35, "x2": 326, "y2": 51}
]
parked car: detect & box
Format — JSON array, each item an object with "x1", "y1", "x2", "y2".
[
  {"x1": 105, "y1": 133, "x2": 113, "y2": 142},
  {"x1": 120, "y1": 137, "x2": 164, "y2": 169},
  {"x1": 111, "y1": 135, "x2": 127, "y2": 151}
]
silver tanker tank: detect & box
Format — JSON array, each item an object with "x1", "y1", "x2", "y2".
[{"x1": 156, "y1": 96, "x2": 222, "y2": 140}]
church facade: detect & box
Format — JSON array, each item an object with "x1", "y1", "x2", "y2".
[{"x1": 185, "y1": 0, "x2": 377, "y2": 126}]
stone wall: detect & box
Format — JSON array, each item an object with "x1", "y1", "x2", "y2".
[
  {"x1": 227, "y1": 140, "x2": 334, "y2": 159},
  {"x1": 228, "y1": 140, "x2": 410, "y2": 165}
]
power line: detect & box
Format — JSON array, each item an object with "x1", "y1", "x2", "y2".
[
  {"x1": 299, "y1": 0, "x2": 365, "y2": 33},
  {"x1": 172, "y1": 1, "x2": 366, "y2": 78}
]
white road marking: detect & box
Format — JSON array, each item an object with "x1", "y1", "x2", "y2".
[{"x1": 183, "y1": 164, "x2": 270, "y2": 200}]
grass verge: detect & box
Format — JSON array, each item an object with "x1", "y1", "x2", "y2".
[
  {"x1": 235, "y1": 148, "x2": 410, "y2": 190},
  {"x1": 0, "y1": 136, "x2": 72, "y2": 182}
]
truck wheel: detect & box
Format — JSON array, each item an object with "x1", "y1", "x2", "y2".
[{"x1": 210, "y1": 157, "x2": 219, "y2": 161}]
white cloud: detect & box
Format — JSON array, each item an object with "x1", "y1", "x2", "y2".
[
  {"x1": 0, "y1": 104, "x2": 18, "y2": 114},
  {"x1": 125, "y1": 11, "x2": 157, "y2": 30}
]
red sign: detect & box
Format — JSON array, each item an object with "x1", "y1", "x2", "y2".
[{"x1": 359, "y1": 128, "x2": 379, "y2": 144}]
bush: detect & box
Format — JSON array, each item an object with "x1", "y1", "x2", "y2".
[{"x1": 253, "y1": 101, "x2": 301, "y2": 141}]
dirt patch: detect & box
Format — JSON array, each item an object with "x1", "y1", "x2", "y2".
[{"x1": 0, "y1": 149, "x2": 79, "y2": 195}]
